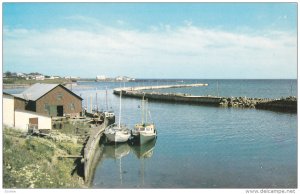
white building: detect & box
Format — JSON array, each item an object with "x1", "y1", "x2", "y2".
[
  {"x1": 96, "y1": 75, "x2": 106, "y2": 80},
  {"x1": 35, "y1": 75, "x2": 45, "y2": 80},
  {"x1": 3, "y1": 93, "x2": 52, "y2": 132},
  {"x1": 14, "y1": 110, "x2": 52, "y2": 131},
  {"x1": 3, "y1": 93, "x2": 14, "y2": 127}
]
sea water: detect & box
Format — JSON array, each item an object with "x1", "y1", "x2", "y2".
[{"x1": 4, "y1": 79, "x2": 297, "y2": 188}]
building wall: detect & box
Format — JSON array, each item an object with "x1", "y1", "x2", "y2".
[
  {"x1": 3, "y1": 94, "x2": 14, "y2": 127},
  {"x1": 14, "y1": 98, "x2": 26, "y2": 110},
  {"x1": 14, "y1": 109, "x2": 52, "y2": 131},
  {"x1": 35, "y1": 85, "x2": 82, "y2": 117}
]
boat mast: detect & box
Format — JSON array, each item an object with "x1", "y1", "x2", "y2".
[
  {"x1": 141, "y1": 94, "x2": 145, "y2": 125},
  {"x1": 118, "y1": 90, "x2": 122, "y2": 128},
  {"x1": 105, "y1": 86, "x2": 108, "y2": 110},
  {"x1": 145, "y1": 99, "x2": 148, "y2": 123},
  {"x1": 90, "y1": 95, "x2": 93, "y2": 113},
  {"x1": 95, "y1": 88, "x2": 98, "y2": 112},
  {"x1": 217, "y1": 80, "x2": 219, "y2": 97}
]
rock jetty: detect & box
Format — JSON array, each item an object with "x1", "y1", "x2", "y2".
[
  {"x1": 219, "y1": 97, "x2": 272, "y2": 108},
  {"x1": 114, "y1": 84, "x2": 297, "y2": 113}
]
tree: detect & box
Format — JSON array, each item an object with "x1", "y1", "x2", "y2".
[{"x1": 5, "y1": 71, "x2": 12, "y2": 77}]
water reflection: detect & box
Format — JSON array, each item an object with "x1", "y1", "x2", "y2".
[
  {"x1": 102, "y1": 143, "x2": 131, "y2": 185},
  {"x1": 92, "y1": 139, "x2": 157, "y2": 187},
  {"x1": 130, "y1": 139, "x2": 157, "y2": 187},
  {"x1": 131, "y1": 138, "x2": 157, "y2": 159},
  {"x1": 103, "y1": 143, "x2": 131, "y2": 159}
]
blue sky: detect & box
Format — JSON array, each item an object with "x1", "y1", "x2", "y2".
[{"x1": 3, "y1": 3, "x2": 297, "y2": 79}]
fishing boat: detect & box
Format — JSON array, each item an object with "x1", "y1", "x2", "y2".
[
  {"x1": 131, "y1": 96, "x2": 157, "y2": 145},
  {"x1": 104, "y1": 90, "x2": 131, "y2": 143},
  {"x1": 104, "y1": 111, "x2": 115, "y2": 125},
  {"x1": 104, "y1": 87, "x2": 115, "y2": 125}
]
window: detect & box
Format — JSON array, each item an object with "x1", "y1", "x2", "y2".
[
  {"x1": 57, "y1": 93, "x2": 63, "y2": 100},
  {"x1": 44, "y1": 103, "x2": 49, "y2": 113},
  {"x1": 70, "y1": 103, "x2": 75, "y2": 111}
]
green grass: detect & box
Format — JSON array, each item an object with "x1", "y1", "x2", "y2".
[
  {"x1": 3, "y1": 127, "x2": 85, "y2": 188},
  {"x1": 3, "y1": 77, "x2": 71, "y2": 85},
  {"x1": 53, "y1": 120, "x2": 90, "y2": 136}
]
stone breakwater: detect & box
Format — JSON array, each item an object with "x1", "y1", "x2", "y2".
[
  {"x1": 219, "y1": 96, "x2": 297, "y2": 113},
  {"x1": 219, "y1": 97, "x2": 272, "y2": 108},
  {"x1": 256, "y1": 96, "x2": 297, "y2": 113},
  {"x1": 113, "y1": 84, "x2": 297, "y2": 113}
]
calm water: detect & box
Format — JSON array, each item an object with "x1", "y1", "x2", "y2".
[{"x1": 4, "y1": 79, "x2": 297, "y2": 188}]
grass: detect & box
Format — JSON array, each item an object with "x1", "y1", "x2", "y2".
[
  {"x1": 3, "y1": 127, "x2": 85, "y2": 188},
  {"x1": 3, "y1": 77, "x2": 71, "y2": 85},
  {"x1": 53, "y1": 119, "x2": 91, "y2": 136}
]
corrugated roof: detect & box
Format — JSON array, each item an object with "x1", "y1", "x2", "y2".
[{"x1": 13, "y1": 83, "x2": 59, "y2": 101}]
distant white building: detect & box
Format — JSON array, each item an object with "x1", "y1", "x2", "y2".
[
  {"x1": 17, "y1": 73, "x2": 25, "y2": 77},
  {"x1": 35, "y1": 75, "x2": 45, "y2": 80},
  {"x1": 115, "y1": 76, "x2": 135, "y2": 81},
  {"x1": 64, "y1": 76, "x2": 80, "y2": 79},
  {"x1": 96, "y1": 75, "x2": 106, "y2": 80},
  {"x1": 116, "y1": 76, "x2": 125, "y2": 81}
]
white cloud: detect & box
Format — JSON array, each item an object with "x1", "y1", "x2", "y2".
[{"x1": 3, "y1": 22, "x2": 297, "y2": 78}]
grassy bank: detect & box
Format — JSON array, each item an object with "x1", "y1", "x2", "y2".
[
  {"x1": 3, "y1": 127, "x2": 86, "y2": 188},
  {"x1": 3, "y1": 78, "x2": 71, "y2": 85}
]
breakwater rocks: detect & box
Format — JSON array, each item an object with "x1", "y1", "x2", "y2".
[
  {"x1": 114, "y1": 87, "x2": 297, "y2": 113},
  {"x1": 219, "y1": 97, "x2": 272, "y2": 108},
  {"x1": 115, "y1": 90, "x2": 222, "y2": 105},
  {"x1": 256, "y1": 96, "x2": 297, "y2": 113}
]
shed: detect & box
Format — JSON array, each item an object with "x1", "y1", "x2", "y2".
[
  {"x1": 3, "y1": 92, "x2": 52, "y2": 131},
  {"x1": 12, "y1": 83, "x2": 83, "y2": 117}
]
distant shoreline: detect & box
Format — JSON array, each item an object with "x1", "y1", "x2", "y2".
[{"x1": 3, "y1": 84, "x2": 31, "y2": 89}]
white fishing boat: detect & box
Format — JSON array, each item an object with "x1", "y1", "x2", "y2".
[
  {"x1": 131, "y1": 96, "x2": 157, "y2": 145},
  {"x1": 104, "y1": 111, "x2": 115, "y2": 125},
  {"x1": 104, "y1": 90, "x2": 131, "y2": 143}
]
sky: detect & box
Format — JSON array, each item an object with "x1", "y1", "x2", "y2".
[{"x1": 3, "y1": 3, "x2": 298, "y2": 79}]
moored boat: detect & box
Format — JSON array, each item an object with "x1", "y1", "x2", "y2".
[
  {"x1": 104, "y1": 90, "x2": 131, "y2": 143},
  {"x1": 131, "y1": 96, "x2": 157, "y2": 145},
  {"x1": 104, "y1": 87, "x2": 116, "y2": 125},
  {"x1": 104, "y1": 111, "x2": 115, "y2": 125},
  {"x1": 105, "y1": 124, "x2": 131, "y2": 143}
]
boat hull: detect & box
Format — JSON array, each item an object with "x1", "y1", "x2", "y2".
[
  {"x1": 105, "y1": 131, "x2": 130, "y2": 143},
  {"x1": 140, "y1": 132, "x2": 156, "y2": 145},
  {"x1": 131, "y1": 131, "x2": 156, "y2": 145}
]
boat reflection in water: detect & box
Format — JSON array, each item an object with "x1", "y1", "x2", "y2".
[
  {"x1": 93, "y1": 139, "x2": 157, "y2": 188},
  {"x1": 131, "y1": 138, "x2": 157, "y2": 159},
  {"x1": 102, "y1": 143, "x2": 131, "y2": 185},
  {"x1": 130, "y1": 139, "x2": 157, "y2": 187}
]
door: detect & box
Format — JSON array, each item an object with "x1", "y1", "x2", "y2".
[
  {"x1": 57, "y1": 106, "x2": 64, "y2": 116},
  {"x1": 29, "y1": 117, "x2": 38, "y2": 132},
  {"x1": 49, "y1": 105, "x2": 57, "y2": 116}
]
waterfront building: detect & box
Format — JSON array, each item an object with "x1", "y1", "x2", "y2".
[
  {"x1": 3, "y1": 92, "x2": 52, "y2": 132},
  {"x1": 11, "y1": 83, "x2": 83, "y2": 117}
]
